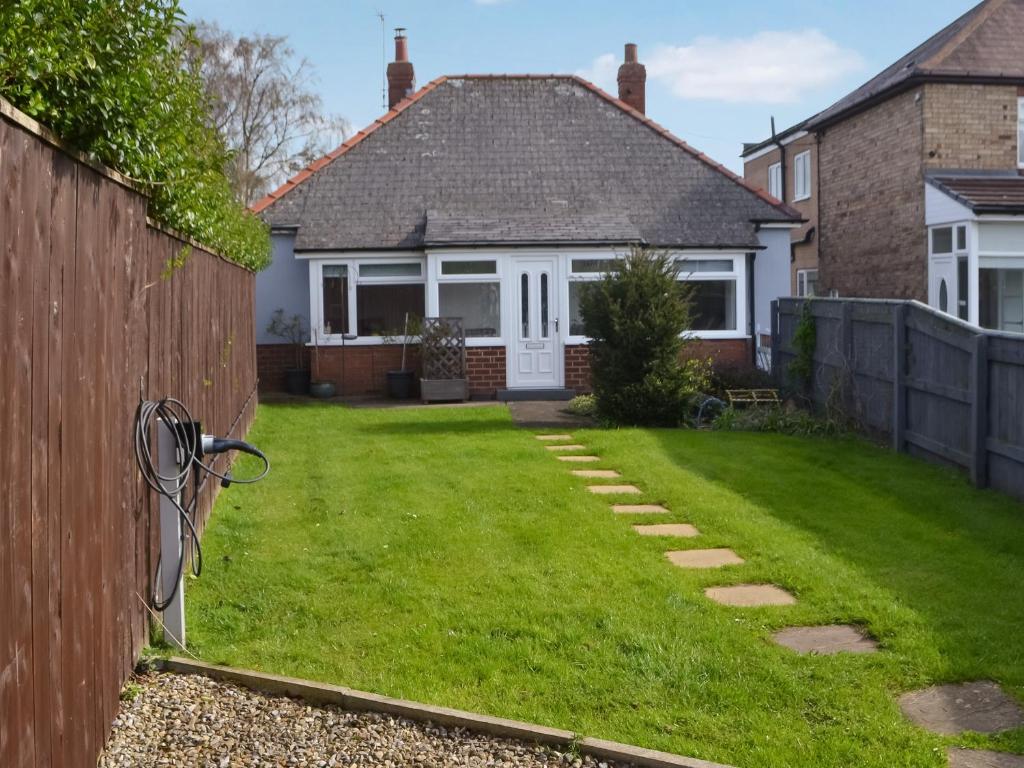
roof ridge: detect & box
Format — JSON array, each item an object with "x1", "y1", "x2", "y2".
[
  {"x1": 250, "y1": 75, "x2": 450, "y2": 214},
  {"x1": 921, "y1": 0, "x2": 1009, "y2": 71},
  {"x1": 568, "y1": 75, "x2": 800, "y2": 219}
]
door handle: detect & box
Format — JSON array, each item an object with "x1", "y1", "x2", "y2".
[{"x1": 554, "y1": 318, "x2": 559, "y2": 333}]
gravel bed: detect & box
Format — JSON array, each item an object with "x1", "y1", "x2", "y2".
[{"x1": 100, "y1": 671, "x2": 633, "y2": 767}]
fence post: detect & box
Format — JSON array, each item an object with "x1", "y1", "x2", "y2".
[
  {"x1": 770, "y1": 299, "x2": 779, "y2": 382},
  {"x1": 892, "y1": 303, "x2": 906, "y2": 452},
  {"x1": 841, "y1": 301, "x2": 854, "y2": 415},
  {"x1": 970, "y1": 332, "x2": 989, "y2": 488}
]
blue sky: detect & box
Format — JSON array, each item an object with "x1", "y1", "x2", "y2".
[{"x1": 181, "y1": 0, "x2": 975, "y2": 172}]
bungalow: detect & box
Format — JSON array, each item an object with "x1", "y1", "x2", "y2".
[{"x1": 254, "y1": 31, "x2": 801, "y2": 398}]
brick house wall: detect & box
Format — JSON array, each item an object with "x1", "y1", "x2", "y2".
[
  {"x1": 817, "y1": 88, "x2": 927, "y2": 300},
  {"x1": 465, "y1": 346, "x2": 506, "y2": 396},
  {"x1": 923, "y1": 83, "x2": 1019, "y2": 170},
  {"x1": 256, "y1": 343, "x2": 311, "y2": 391},
  {"x1": 564, "y1": 345, "x2": 592, "y2": 391},
  {"x1": 742, "y1": 134, "x2": 819, "y2": 295}
]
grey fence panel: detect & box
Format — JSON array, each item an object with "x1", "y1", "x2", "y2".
[{"x1": 772, "y1": 297, "x2": 1024, "y2": 503}]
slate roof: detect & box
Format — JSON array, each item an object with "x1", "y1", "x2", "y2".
[
  {"x1": 255, "y1": 75, "x2": 799, "y2": 251},
  {"x1": 806, "y1": 0, "x2": 1024, "y2": 130},
  {"x1": 928, "y1": 172, "x2": 1024, "y2": 214}
]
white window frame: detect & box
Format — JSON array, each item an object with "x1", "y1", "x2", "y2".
[
  {"x1": 793, "y1": 151, "x2": 811, "y2": 202},
  {"x1": 309, "y1": 257, "x2": 426, "y2": 345},
  {"x1": 767, "y1": 162, "x2": 782, "y2": 200},
  {"x1": 1018, "y1": 97, "x2": 1024, "y2": 169},
  {"x1": 675, "y1": 253, "x2": 747, "y2": 339},
  {"x1": 427, "y1": 253, "x2": 506, "y2": 346},
  {"x1": 796, "y1": 268, "x2": 818, "y2": 297},
  {"x1": 564, "y1": 253, "x2": 625, "y2": 345}
]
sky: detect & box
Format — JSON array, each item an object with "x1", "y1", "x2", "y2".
[{"x1": 180, "y1": 0, "x2": 977, "y2": 173}]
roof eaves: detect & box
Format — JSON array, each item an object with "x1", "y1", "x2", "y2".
[
  {"x1": 568, "y1": 75, "x2": 802, "y2": 221},
  {"x1": 249, "y1": 75, "x2": 450, "y2": 214}
]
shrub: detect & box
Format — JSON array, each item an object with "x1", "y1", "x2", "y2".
[
  {"x1": 713, "y1": 404, "x2": 846, "y2": 437},
  {"x1": 567, "y1": 394, "x2": 596, "y2": 417},
  {"x1": 579, "y1": 247, "x2": 703, "y2": 427},
  {"x1": 788, "y1": 302, "x2": 817, "y2": 393},
  {"x1": 707, "y1": 361, "x2": 774, "y2": 398}
]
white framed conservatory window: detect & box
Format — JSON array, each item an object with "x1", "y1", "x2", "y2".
[
  {"x1": 566, "y1": 256, "x2": 620, "y2": 342},
  {"x1": 675, "y1": 256, "x2": 744, "y2": 337},
  {"x1": 434, "y1": 256, "x2": 503, "y2": 341},
  {"x1": 312, "y1": 258, "x2": 425, "y2": 343}
]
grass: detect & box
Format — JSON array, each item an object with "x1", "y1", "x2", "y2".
[{"x1": 187, "y1": 403, "x2": 1024, "y2": 768}]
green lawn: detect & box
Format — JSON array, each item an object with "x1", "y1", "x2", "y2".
[{"x1": 187, "y1": 403, "x2": 1024, "y2": 768}]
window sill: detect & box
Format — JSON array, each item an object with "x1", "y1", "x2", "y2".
[{"x1": 792, "y1": 194, "x2": 811, "y2": 203}]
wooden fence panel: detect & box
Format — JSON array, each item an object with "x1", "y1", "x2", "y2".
[
  {"x1": 773, "y1": 297, "x2": 1024, "y2": 503},
  {"x1": 0, "y1": 100, "x2": 258, "y2": 768}
]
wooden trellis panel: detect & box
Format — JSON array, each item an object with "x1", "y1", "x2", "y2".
[{"x1": 420, "y1": 317, "x2": 467, "y2": 380}]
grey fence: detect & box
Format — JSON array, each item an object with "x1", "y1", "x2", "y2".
[{"x1": 771, "y1": 297, "x2": 1024, "y2": 502}]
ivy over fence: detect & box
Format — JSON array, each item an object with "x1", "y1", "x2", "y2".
[{"x1": 0, "y1": 0, "x2": 270, "y2": 270}]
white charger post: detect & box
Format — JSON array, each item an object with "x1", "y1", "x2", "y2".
[{"x1": 157, "y1": 418, "x2": 186, "y2": 650}]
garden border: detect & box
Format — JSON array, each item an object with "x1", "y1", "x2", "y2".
[{"x1": 159, "y1": 657, "x2": 734, "y2": 768}]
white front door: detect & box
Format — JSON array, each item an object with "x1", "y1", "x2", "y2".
[
  {"x1": 509, "y1": 257, "x2": 561, "y2": 388},
  {"x1": 929, "y1": 256, "x2": 957, "y2": 317}
]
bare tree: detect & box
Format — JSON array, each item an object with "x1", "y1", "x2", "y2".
[{"x1": 187, "y1": 22, "x2": 350, "y2": 206}]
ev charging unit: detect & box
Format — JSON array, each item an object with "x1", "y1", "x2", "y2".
[{"x1": 134, "y1": 398, "x2": 269, "y2": 651}]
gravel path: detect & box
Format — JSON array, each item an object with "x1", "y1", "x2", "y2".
[{"x1": 100, "y1": 672, "x2": 632, "y2": 767}]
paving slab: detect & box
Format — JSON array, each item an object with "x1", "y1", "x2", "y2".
[
  {"x1": 632, "y1": 523, "x2": 699, "y2": 537},
  {"x1": 587, "y1": 485, "x2": 642, "y2": 495},
  {"x1": 772, "y1": 625, "x2": 879, "y2": 655},
  {"x1": 948, "y1": 748, "x2": 1024, "y2": 767},
  {"x1": 612, "y1": 504, "x2": 669, "y2": 514},
  {"x1": 546, "y1": 444, "x2": 587, "y2": 451},
  {"x1": 898, "y1": 681, "x2": 1024, "y2": 735},
  {"x1": 666, "y1": 549, "x2": 744, "y2": 569},
  {"x1": 704, "y1": 584, "x2": 796, "y2": 607},
  {"x1": 535, "y1": 434, "x2": 574, "y2": 441},
  {"x1": 571, "y1": 470, "x2": 621, "y2": 478},
  {"x1": 510, "y1": 401, "x2": 594, "y2": 429},
  {"x1": 557, "y1": 455, "x2": 600, "y2": 463}
]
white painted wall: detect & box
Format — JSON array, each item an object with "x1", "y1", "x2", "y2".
[
  {"x1": 255, "y1": 230, "x2": 311, "y2": 345},
  {"x1": 753, "y1": 227, "x2": 792, "y2": 339},
  {"x1": 925, "y1": 182, "x2": 974, "y2": 226}
]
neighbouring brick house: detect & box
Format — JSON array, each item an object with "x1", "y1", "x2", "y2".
[
  {"x1": 254, "y1": 32, "x2": 801, "y2": 398},
  {"x1": 742, "y1": 0, "x2": 1024, "y2": 333}
]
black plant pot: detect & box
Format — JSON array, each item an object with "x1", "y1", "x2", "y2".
[
  {"x1": 284, "y1": 368, "x2": 311, "y2": 395},
  {"x1": 386, "y1": 370, "x2": 415, "y2": 399},
  {"x1": 310, "y1": 380, "x2": 336, "y2": 399}
]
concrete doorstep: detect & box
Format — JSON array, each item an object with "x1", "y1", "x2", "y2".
[{"x1": 159, "y1": 658, "x2": 735, "y2": 768}]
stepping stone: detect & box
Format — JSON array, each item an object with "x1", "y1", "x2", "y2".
[
  {"x1": 571, "y1": 469, "x2": 621, "y2": 478},
  {"x1": 632, "y1": 523, "x2": 699, "y2": 537},
  {"x1": 612, "y1": 504, "x2": 669, "y2": 514},
  {"x1": 898, "y1": 681, "x2": 1024, "y2": 735},
  {"x1": 587, "y1": 484, "x2": 641, "y2": 495},
  {"x1": 536, "y1": 434, "x2": 573, "y2": 441},
  {"x1": 546, "y1": 444, "x2": 586, "y2": 451},
  {"x1": 704, "y1": 584, "x2": 796, "y2": 607},
  {"x1": 557, "y1": 455, "x2": 600, "y2": 463},
  {"x1": 772, "y1": 625, "x2": 879, "y2": 655},
  {"x1": 948, "y1": 748, "x2": 1024, "y2": 767},
  {"x1": 666, "y1": 548, "x2": 744, "y2": 569}
]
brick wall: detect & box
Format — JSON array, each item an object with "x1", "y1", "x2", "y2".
[
  {"x1": 818, "y1": 88, "x2": 927, "y2": 300},
  {"x1": 564, "y1": 345, "x2": 592, "y2": 391},
  {"x1": 742, "y1": 133, "x2": 819, "y2": 295},
  {"x1": 257, "y1": 343, "x2": 420, "y2": 395},
  {"x1": 257, "y1": 343, "x2": 311, "y2": 391},
  {"x1": 465, "y1": 346, "x2": 506, "y2": 396},
  {"x1": 923, "y1": 83, "x2": 1019, "y2": 169}
]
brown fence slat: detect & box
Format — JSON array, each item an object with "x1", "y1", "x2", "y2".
[{"x1": 0, "y1": 98, "x2": 257, "y2": 768}]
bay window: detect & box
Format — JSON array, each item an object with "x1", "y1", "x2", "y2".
[
  {"x1": 435, "y1": 258, "x2": 502, "y2": 338},
  {"x1": 314, "y1": 258, "x2": 425, "y2": 340}
]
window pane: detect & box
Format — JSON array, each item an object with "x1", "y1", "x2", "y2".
[
  {"x1": 356, "y1": 283, "x2": 425, "y2": 336},
  {"x1": 568, "y1": 282, "x2": 588, "y2": 336},
  {"x1": 439, "y1": 282, "x2": 501, "y2": 337},
  {"x1": 441, "y1": 260, "x2": 497, "y2": 275},
  {"x1": 360, "y1": 262, "x2": 421, "y2": 278},
  {"x1": 540, "y1": 273, "x2": 549, "y2": 339},
  {"x1": 520, "y1": 273, "x2": 530, "y2": 338},
  {"x1": 980, "y1": 268, "x2": 1024, "y2": 333},
  {"x1": 804, "y1": 270, "x2": 818, "y2": 297},
  {"x1": 571, "y1": 258, "x2": 617, "y2": 274},
  {"x1": 956, "y1": 226, "x2": 967, "y2": 252},
  {"x1": 322, "y1": 265, "x2": 348, "y2": 334},
  {"x1": 932, "y1": 227, "x2": 953, "y2": 254},
  {"x1": 957, "y1": 257, "x2": 969, "y2": 321},
  {"x1": 768, "y1": 163, "x2": 781, "y2": 199},
  {"x1": 677, "y1": 259, "x2": 733, "y2": 274},
  {"x1": 684, "y1": 280, "x2": 736, "y2": 331}
]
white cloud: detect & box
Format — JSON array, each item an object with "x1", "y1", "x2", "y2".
[
  {"x1": 575, "y1": 53, "x2": 619, "y2": 92},
  {"x1": 578, "y1": 30, "x2": 863, "y2": 105},
  {"x1": 646, "y1": 30, "x2": 863, "y2": 104}
]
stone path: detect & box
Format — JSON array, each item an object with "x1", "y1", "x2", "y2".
[{"x1": 536, "y1": 431, "x2": 1023, "y2": 761}]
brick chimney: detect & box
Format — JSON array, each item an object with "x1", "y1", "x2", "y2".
[
  {"x1": 387, "y1": 28, "x2": 415, "y2": 109},
  {"x1": 617, "y1": 42, "x2": 646, "y2": 114}
]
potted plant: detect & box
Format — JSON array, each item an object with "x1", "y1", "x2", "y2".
[
  {"x1": 309, "y1": 324, "x2": 337, "y2": 398},
  {"x1": 266, "y1": 308, "x2": 310, "y2": 395},
  {"x1": 382, "y1": 312, "x2": 420, "y2": 399}
]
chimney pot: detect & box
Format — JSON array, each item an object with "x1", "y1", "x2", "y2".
[
  {"x1": 387, "y1": 27, "x2": 415, "y2": 109},
  {"x1": 617, "y1": 42, "x2": 646, "y2": 114}
]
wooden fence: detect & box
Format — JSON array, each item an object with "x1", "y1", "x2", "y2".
[
  {"x1": 771, "y1": 297, "x2": 1024, "y2": 502},
  {"x1": 0, "y1": 100, "x2": 258, "y2": 767}
]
